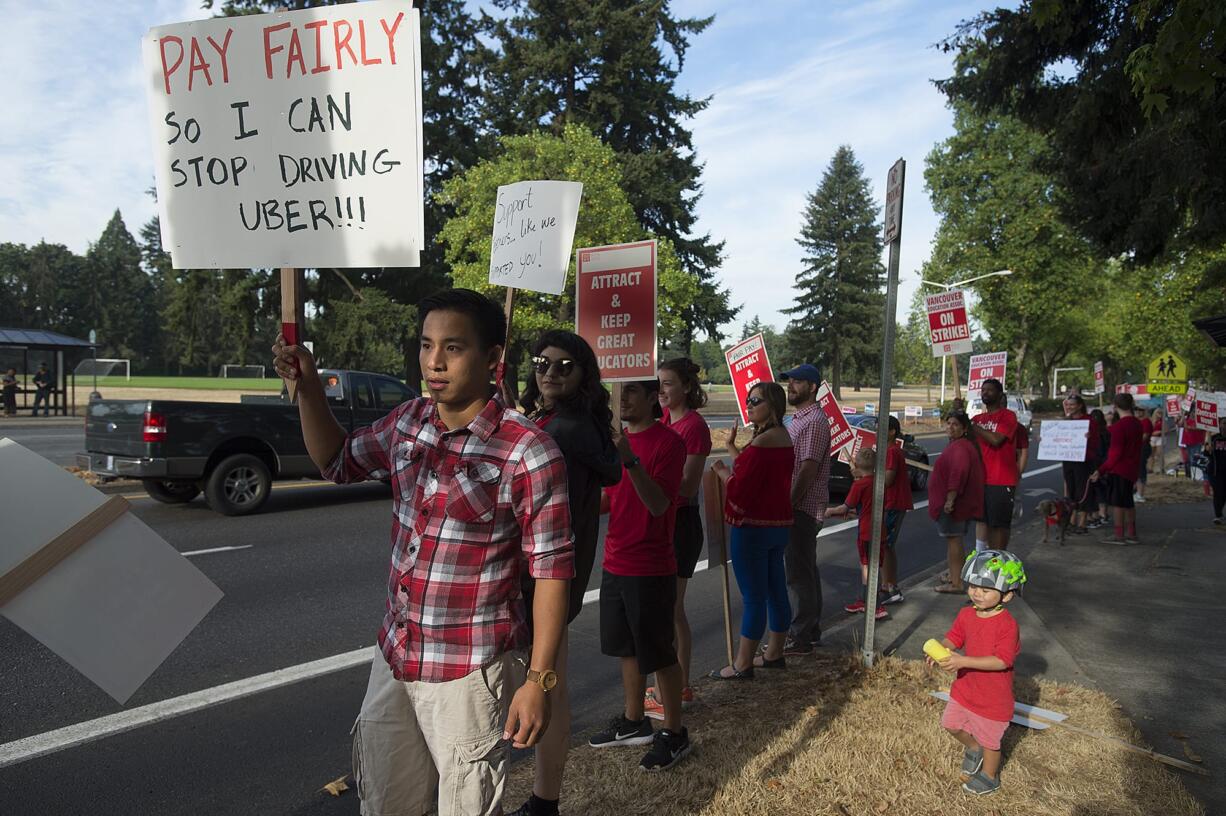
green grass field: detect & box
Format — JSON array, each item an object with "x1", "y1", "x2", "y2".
[{"x1": 91, "y1": 376, "x2": 284, "y2": 390}]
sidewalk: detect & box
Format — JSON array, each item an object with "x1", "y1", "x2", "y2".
[
  {"x1": 824, "y1": 499, "x2": 1224, "y2": 812},
  {"x1": 0, "y1": 414, "x2": 82, "y2": 429}
]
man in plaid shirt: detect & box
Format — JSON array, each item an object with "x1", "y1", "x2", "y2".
[
  {"x1": 274, "y1": 289, "x2": 573, "y2": 816},
  {"x1": 779, "y1": 364, "x2": 832, "y2": 655}
]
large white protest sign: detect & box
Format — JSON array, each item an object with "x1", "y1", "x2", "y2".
[
  {"x1": 0, "y1": 440, "x2": 222, "y2": 704},
  {"x1": 143, "y1": 2, "x2": 424, "y2": 268},
  {"x1": 1036, "y1": 420, "x2": 1090, "y2": 462},
  {"x1": 488, "y1": 181, "x2": 583, "y2": 295}
]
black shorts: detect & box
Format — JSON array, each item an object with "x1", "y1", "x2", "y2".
[
  {"x1": 981, "y1": 484, "x2": 1015, "y2": 529},
  {"x1": 673, "y1": 504, "x2": 704, "y2": 579},
  {"x1": 599, "y1": 570, "x2": 678, "y2": 675},
  {"x1": 1105, "y1": 474, "x2": 1135, "y2": 509},
  {"x1": 1063, "y1": 461, "x2": 1094, "y2": 510}
]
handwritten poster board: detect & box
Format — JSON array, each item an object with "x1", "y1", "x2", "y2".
[
  {"x1": 143, "y1": 2, "x2": 424, "y2": 268},
  {"x1": 1036, "y1": 420, "x2": 1090, "y2": 462},
  {"x1": 488, "y1": 181, "x2": 582, "y2": 294},
  {"x1": 575, "y1": 240, "x2": 657, "y2": 382},
  {"x1": 724, "y1": 334, "x2": 774, "y2": 425}
]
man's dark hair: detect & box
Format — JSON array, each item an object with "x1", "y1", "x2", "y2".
[
  {"x1": 887, "y1": 415, "x2": 902, "y2": 436},
  {"x1": 417, "y1": 288, "x2": 506, "y2": 351},
  {"x1": 1113, "y1": 392, "x2": 1135, "y2": 412},
  {"x1": 983, "y1": 378, "x2": 1004, "y2": 392},
  {"x1": 626, "y1": 378, "x2": 663, "y2": 419}
]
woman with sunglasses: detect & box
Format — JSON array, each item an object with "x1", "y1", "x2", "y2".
[
  {"x1": 510, "y1": 330, "x2": 622, "y2": 816},
  {"x1": 709, "y1": 382, "x2": 795, "y2": 679}
]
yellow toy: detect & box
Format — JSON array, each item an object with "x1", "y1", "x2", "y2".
[{"x1": 923, "y1": 638, "x2": 952, "y2": 661}]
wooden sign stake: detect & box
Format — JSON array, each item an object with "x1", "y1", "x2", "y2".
[
  {"x1": 702, "y1": 468, "x2": 735, "y2": 665},
  {"x1": 280, "y1": 267, "x2": 305, "y2": 404}
]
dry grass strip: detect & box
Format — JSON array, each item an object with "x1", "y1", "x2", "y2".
[{"x1": 507, "y1": 654, "x2": 1205, "y2": 816}]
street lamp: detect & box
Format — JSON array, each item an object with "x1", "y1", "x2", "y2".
[
  {"x1": 918, "y1": 270, "x2": 1013, "y2": 402},
  {"x1": 1052, "y1": 366, "x2": 1085, "y2": 399}
]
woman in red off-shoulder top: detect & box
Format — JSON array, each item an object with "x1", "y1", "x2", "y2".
[{"x1": 709, "y1": 382, "x2": 794, "y2": 680}]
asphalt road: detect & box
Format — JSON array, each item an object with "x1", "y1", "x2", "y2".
[
  {"x1": 0, "y1": 423, "x2": 84, "y2": 466},
  {"x1": 0, "y1": 430, "x2": 1066, "y2": 815}
]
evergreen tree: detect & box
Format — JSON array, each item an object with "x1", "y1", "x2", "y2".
[
  {"x1": 482, "y1": 0, "x2": 735, "y2": 347},
  {"x1": 87, "y1": 211, "x2": 155, "y2": 366},
  {"x1": 783, "y1": 146, "x2": 884, "y2": 399}
]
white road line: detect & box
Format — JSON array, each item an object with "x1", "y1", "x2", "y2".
[
  {"x1": 0, "y1": 648, "x2": 372, "y2": 769},
  {"x1": 181, "y1": 545, "x2": 254, "y2": 557},
  {"x1": 2, "y1": 456, "x2": 1067, "y2": 768}
]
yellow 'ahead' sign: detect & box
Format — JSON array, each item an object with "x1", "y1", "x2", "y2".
[{"x1": 1146, "y1": 349, "x2": 1188, "y2": 395}]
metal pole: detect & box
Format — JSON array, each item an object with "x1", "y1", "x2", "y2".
[
  {"x1": 865, "y1": 158, "x2": 905, "y2": 668},
  {"x1": 940, "y1": 355, "x2": 946, "y2": 404}
]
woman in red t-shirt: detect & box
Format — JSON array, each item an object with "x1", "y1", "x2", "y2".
[
  {"x1": 709, "y1": 382, "x2": 794, "y2": 679},
  {"x1": 929, "y1": 412, "x2": 984, "y2": 593}
]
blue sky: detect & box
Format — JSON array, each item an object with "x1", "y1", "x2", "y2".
[{"x1": 0, "y1": 0, "x2": 988, "y2": 337}]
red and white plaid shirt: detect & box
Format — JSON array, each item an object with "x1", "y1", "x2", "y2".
[
  {"x1": 323, "y1": 392, "x2": 573, "y2": 683},
  {"x1": 788, "y1": 402, "x2": 832, "y2": 519}
]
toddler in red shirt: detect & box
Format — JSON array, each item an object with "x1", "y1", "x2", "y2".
[
  {"x1": 928, "y1": 549, "x2": 1025, "y2": 797},
  {"x1": 825, "y1": 448, "x2": 888, "y2": 621}
]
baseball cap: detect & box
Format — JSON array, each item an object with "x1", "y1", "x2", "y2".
[{"x1": 779, "y1": 364, "x2": 821, "y2": 384}]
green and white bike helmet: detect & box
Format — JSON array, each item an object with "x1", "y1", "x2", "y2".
[{"x1": 962, "y1": 549, "x2": 1027, "y2": 593}]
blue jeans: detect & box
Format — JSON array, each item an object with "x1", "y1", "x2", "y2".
[{"x1": 730, "y1": 525, "x2": 792, "y2": 641}]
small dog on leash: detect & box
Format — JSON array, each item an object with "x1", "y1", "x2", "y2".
[{"x1": 1037, "y1": 498, "x2": 1076, "y2": 545}]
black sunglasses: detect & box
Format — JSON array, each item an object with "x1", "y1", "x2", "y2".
[
  {"x1": 745, "y1": 395, "x2": 766, "y2": 407},
  {"x1": 531, "y1": 356, "x2": 577, "y2": 377}
]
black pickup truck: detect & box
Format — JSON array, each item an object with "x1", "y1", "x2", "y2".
[{"x1": 77, "y1": 370, "x2": 417, "y2": 516}]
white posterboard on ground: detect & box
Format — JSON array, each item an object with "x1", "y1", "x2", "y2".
[
  {"x1": 488, "y1": 180, "x2": 583, "y2": 294},
  {"x1": 930, "y1": 691, "x2": 1066, "y2": 730},
  {"x1": 143, "y1": 2, "x2": 424, "y2": 268},
  {"x1": 905, "y1": 405, "x2": 922, "y2": 418},
  {"x1": 1036, "y1": 419, "x2": 1090, "y2": 462},
  {"x1": 0, "y1": 440, "x2": 223, "y2": 704}
]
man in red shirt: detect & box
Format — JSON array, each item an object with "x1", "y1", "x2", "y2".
[
  {"x1": 590, "y1": 379, "x2": 691, "y2": 772},
  {"x1": 1092, "y1": 393, "x2": 1145, "y2": 544},
  {"x1": 971, "y1": 379, "x2": 1020, "y2": 551},
  {"x1": 273, "y1": 289, "x2": 573, "y2": 815}
]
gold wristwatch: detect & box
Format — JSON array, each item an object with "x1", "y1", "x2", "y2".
[{"x1": 525, "y1": 669, "x2": 558, "y2": 692}]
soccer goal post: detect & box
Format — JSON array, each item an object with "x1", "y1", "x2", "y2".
[
  {"x1": 221, "y1": 364, "x2": 267, "y2": 379},
  {"x1": 73, "y1": 358, "x2": 130, "y2": 380}
]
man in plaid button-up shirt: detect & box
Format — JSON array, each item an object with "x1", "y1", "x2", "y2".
[
  {"x1": 780, "y1": 364, "x2": 832, "y2": 654},
  {"x1": 275, "y1": 289, "x2": 572, "y2": 816}
]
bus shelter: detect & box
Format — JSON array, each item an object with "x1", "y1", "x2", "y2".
[{"x1": 0, "y1": 328, "x2": 94, "y2": 417}]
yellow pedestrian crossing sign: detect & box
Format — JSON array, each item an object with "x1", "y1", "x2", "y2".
[{"x1": 1147, "y1": 349, "x2": 1188, "y2": 395}]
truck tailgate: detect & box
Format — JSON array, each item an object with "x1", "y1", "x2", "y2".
[{"x1": 85, "y1": 400, "x2": 150, "y2": 457}]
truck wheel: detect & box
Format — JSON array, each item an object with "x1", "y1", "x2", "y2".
[
  {"x1": 142, "y1": 479, "x2": 201, "y2": 504},
  {"x1": 205, "y1": 454, "x2": 271, "y2": 516}
]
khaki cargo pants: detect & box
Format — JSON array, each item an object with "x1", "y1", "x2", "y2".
[{"x1": 352, "y1": 648, "x2": 525, "y2": 816}]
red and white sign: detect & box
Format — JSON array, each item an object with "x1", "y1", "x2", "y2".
[
  {"x1": 924, "y1": 290, "x2": 972, "y2": 357},
  {"x1": 1188, "y1": 398, "x2": 1220, "y2": 432},
  {"x1": 1094, "y1": 361, "x2": 1104, "y2": 394},
  {"x1": 1115, "y1": 383, "x2": 1149, "y2": 396},
  {"x1": 1181, "y1": 386, "x2": 1196, "y2": 413},
  {"x1": 1165, "y1": 395, "x2": 1182, "y2": 417},
  {"x1": 817, "y1": 381, "x2": 854, "y2": 456},
  {"x1": 724, "y1": 334, "x2": 774, "y2": 425},
  {"x1": 968, "y1": 352, "x2": 1008, "y2": 397},
  {"x1": 575, "y1": 240, "x2": 657, "y2": 382}
]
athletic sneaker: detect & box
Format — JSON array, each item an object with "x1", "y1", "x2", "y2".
[
  {"x1": 1102, "y1": 536, "x2": 1128, "y2": 546},
  {"x1": 1134, "y1": 494, "x2": 1146, "y2": 503},
  {"x1": 1124, "y1": 536, "x2": 1141, "y2": 545},
  {"x1": 881, "y1": 586, "x2": 905, "y2": 605},
  {"x1": 844, "y1": 599, "x2": 866, "y2": 614},
  {"x1": 961, "y1": 770, "x2": 1001, "y2": 795},
  {"x1": 643, "y1": 687, "x2": 696, "y2": 721},
  {"x1": 639, "y1": 727, "x2": 691, "y2": 772},
  {"x1": 781, "y1": 637, "x2": 817, "y2": 657},
  {"x1": 961, "y1": 747, "x2": 984, "y2": 777},
  {"x1": 874, "y1": 605, "x2": 889, "y2": 620},
  {"x1": 1213, "y1": 516, "x2": 1222, "y2": 525},
  {"x1": 589, "y1": 714, "x2": 654, "y2": 748}
]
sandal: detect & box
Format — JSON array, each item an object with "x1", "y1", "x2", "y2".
[
  {"x1": 934, "y1": 582, "x2": 964, "y2": 594},
  {"x1": 708, "y1": 664, "x2": 755, "y2": 681},
  {"x1": 752, "y1": 654, "x2": 786, "y2": 670}
]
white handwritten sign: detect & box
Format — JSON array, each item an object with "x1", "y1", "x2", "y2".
[
  {"x1": 143, "y1": 2, "x2": 424, "y2": 269},
  {"x1": 1036, "y1": 419, "x2": 1090, "y2": 462},
  {"x1": 488, "y1": 180, "x2": 583, "y2": 295}
]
